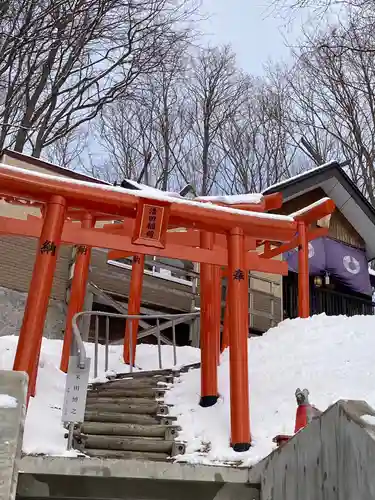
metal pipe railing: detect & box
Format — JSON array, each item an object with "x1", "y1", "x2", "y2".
[
  {"x1": 72, "y1": 310, "x2": 200, "y2": 377},
  {"x1": 66, "y1": 309, "x2": 199, "y2": 451}
]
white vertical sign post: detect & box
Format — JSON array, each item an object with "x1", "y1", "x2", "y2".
[{"x1": 62, "y1": 355, "x2": 91, "y2": 450}]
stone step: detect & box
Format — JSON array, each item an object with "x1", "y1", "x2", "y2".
[
  {"x1": 77, "y1": 422, "x2": 179, "y2": 439},
  {"x1": 77, "y1": 434, "x2": 175, "y2": 453},
  {"x1": 84, "y1": 411, "x2": 176, "y2": 426},
  {"x1": 85, "y1": 401, "x2": 168, "y2": 415},
  {"x1": 114, "y1": 369, "x2": 178, "y2": 380},
  {"x1": 87, "y1": 396, "x2": 160, "y2": 406},
  {"x1": 87, "y1": 387, "x2": 165, "y2": 399},
  {"x1": 81, "y1": 448, "x2": 170, "y2": 461},
  {"x1": 91, "y1": 378, "x2": 170, "y2": 390}
]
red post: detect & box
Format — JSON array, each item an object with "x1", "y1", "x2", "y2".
[
  {"x1": 212, "y1": 265, "x2": 222, "y2": 365},
  {"x1": 227, "y1": 227, "x2": 251, "y2": 451},
  {"x1": 123, "y1": 254, "x2": 145, "y2": 365},
  {"x1": 221, "y1": 288, "x2": 229, "y2": 352},
  {"x1": 60, "y1": 213, "x2": 94, "y2": 373},
  {"x1": 199, "y1": 231, "x2": 218, "y2": 407},
  {"x1": 13, "y1": 195, "x2": 66, "y2": 398},
  {"x1": 298, "y1": 221, "x2": 310, "y2": 318}
]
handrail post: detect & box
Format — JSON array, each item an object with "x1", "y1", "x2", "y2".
[
  {"x1": 72, "y1": 312, "x2": 87, "y2": 369},
  {"x1": 129, "y1": 321, "x2": 133, "y2": 373},
  {"x1": 172, "y1": 319, "x2": 177, "y2": 367},
  {"x1": 157, "y1": 318, "x2": 162, "y2": 369},
  {"x1": 105, "y1": 316, "x2": 110, "y2": 373},
  {"x1": 94, "y1": 315, "x2": 99, "y2": 379},
  {"x1": 67, "y1": 422, "x2": 74, "y2": 450}
]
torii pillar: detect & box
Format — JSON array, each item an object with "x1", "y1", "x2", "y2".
[
  {"x1": 13, "y1": 195, "x2": 66, "y2": 399},
  {"x1": 199, "y1": 231, "x2": 219, "y2": 407},
  {"x1": 60, "y1": 213, "x2": 94, "y2": 373},
  {"x1": 227, "y1": 227, "x2": 251, "y2": 451}
]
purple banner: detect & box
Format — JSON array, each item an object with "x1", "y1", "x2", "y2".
[
  {"x1": 284, "y1": 237, "x2": 326, "y2": 275},
  {"x1": 325, "y1": 238, "x2": 371, "y2": 296},
  {"x1": 284, "y1": 237, "x2": 371, "y2": 296}
]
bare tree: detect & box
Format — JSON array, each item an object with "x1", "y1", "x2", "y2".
[
  {"x1": 93, "y1": 41, "x2": 192, "y2": 190},
  {"x1": 184, "y1": 45, "x2": 247, "y2": 195},
  {"x1": 284, "y1": 25, "x2": 375, "y2": 202},
  {"x1": 218, "y1": 72, "x2": 298, "y2": 194},
  {"x1": 44, "y1": 127, "x2": 88, "y2": 169},
  {"x1": 0, "y1": 0, "x2": 199, "y2": 159},
  {"x1": 271, "y1": 0, "x2": 375, "y2": 55}
]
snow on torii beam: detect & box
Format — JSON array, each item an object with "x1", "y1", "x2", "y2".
[{"x1": 0, "y1": 163, "x2": 296, "y2": 241}]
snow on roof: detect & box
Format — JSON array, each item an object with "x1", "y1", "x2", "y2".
[
  {"x1": 263, "y1": 161, "x2": 338, "y2": 194},
  {"x1": 0, "y1": 163, "x2": 294, "y2": 222},
  {"x1": 1, "y1": 149, "x2": 110, "y2": 185},
  {"x1": 3, "y1": 313, "x2": 375, "y2": 464},
  {"x1": 195, "y1": 193, "x2": 263, "y2": 205},
  {"x1": 122, "y1": 179, "x2": 182, "y2": 198},
  {"x1": 290, "y1": 197, "x2": 332, "y2": 218}
]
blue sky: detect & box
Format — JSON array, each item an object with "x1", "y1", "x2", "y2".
[{"x1": 199, "y1": 1, "x2": 304, "y2": 75}]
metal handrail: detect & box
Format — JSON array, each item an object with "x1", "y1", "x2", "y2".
[
  {"x1": 72, "y1": 310, "x2": 200, "y2": 378},
  {"x1": 65, "y1": 310, "x2": 198, "y2": 451}
]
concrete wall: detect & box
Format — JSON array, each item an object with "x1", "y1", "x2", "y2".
[
  {"x1": 0, "y1": 286, "x2": 65, "y2": 339},
  {"x1": 0, "y1": 370, "x2": 28, "y2": 500},
  {"x1": 16, "y1": 474, "x2": 260, "y2": 500},
  {"x1": 17, "y1": 456, "x2": 261, "y2": 500},
  {"x1": 259, "y1": 400, "x2": 375, "y2": 500}
]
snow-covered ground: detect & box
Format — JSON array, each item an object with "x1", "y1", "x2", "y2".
[
  {"x1": 165, "y1": 314, "x2": 375, "y2": 466},
  {"x1": 2, "y1": 313, "x2": 375, "y2": 465},
  {"x1": 0, "y1": 335, "x2": 200, "y2": 456}
]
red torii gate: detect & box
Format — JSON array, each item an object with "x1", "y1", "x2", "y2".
[
  {"x1": 0, "y1": 163, "x2": 335, "y2": 452},
  {"x1": 99, "y1": 193, "x2": 332, "y2": 422}
]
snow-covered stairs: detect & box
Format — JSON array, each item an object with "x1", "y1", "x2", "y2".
[{"x1": 70, "y1": 368, "x2": 186, "y2": 461}]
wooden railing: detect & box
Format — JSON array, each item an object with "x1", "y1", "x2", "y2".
[{"x1": 284, "y1": 283, "x2": 374, "y2": 319}]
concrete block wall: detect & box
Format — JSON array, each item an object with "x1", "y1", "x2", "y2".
[
  {"x1": 0, "y1": 286, "x2": 65, "y2": 339},
  {"x1": 0, "y1": 370, "x2": 27, "y2": 500}
]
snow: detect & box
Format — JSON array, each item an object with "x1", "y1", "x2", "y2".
[
  {"x1": 0, "y1": 335, "x2": 200, "y2": 456},
  {"x1": 290, "y1": 197, "x2": 332, "y2": 218},
  {"x1": 362, "y1": 415, "x2": 375, "y2": 426},
  {"x1": 165, "y1": 313, "x2": 375, "y2": 466},
  {"x1": 107, "y1": 259, "x2": 192, "y2": 286},
  {"x1": 121, "y1": 179, "x2": 182, "y2": 199},
  {"x1": 3, "y1": 150, "x2": 111, "y2": 186},
  {"x1": 0, "y1": 394, "x2": 17, "y2": 408},
  {"x1": 0, "y1": 163, "x2": 294, "y2": 222},
  {"x1": 195, "y1": 194, "x2": 263, "y2": 205},
  {"x1": 3, "y1": 313, "x2": 374, "y2": 466}
]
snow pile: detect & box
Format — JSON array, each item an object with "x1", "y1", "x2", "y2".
[
  {"x1": 0, "y1": 394, "x2": 17, "y2": 408},
  {"x1": 194, "y1": 194, "x2": 263, "y2": 205},
  {"x1": 165, "y1": 314, "x2": 375, "y2": 466},
  {"x1": 2, "y1": 313, "x2": 375, "y2": 464},
  {"x1": 0, "y1": 335, "x2": 200, "y2": 456}
]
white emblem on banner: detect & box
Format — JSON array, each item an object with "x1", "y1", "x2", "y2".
[
  {"x1": 343, "y1": 255, "x2": 360, "y2": 275},
  {"x1": 308, "y1": 243, "x2": 315, "y2": 259}
]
